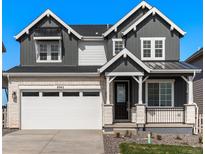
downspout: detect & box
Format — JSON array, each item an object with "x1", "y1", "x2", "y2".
[{"x1": 192, "y1": 71, "x2": 198, "y2": 135}]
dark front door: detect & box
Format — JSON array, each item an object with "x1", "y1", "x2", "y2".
[{"x1": 115, "y1": 82, "x2": 129, "y2": 120}]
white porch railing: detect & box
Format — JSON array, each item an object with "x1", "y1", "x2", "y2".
[{"x1": 146, "y1": 107, "x2": 184, "y2": 123}]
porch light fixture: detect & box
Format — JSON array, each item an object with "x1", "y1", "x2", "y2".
[{"x1": 12, "y1": 91, "x2": 17, "y2": 103}]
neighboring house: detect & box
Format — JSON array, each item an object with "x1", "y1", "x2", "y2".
[
  {"x1": 3, "y1": 1, "x2": 201, "y2": 133},
  {"x1": 186, "y1": 48, "x2": 203, "y2": 114}
]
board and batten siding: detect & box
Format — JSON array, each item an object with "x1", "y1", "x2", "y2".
[{"x1": 78, "y1": 41, "x2": 107, "y2": 65}]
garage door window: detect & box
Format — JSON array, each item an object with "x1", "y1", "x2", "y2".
[
  {"x1": 22, "y1": 92, "x2": 39, "y2": 97},
  {"x1": 83, "y1": 92, "x2": 100, "y2": 96},
  {"x1": 63, "y1": 92, "x2": 79, "y2": 97},
  {"x1": 42, "y1": 92, "x2": 59, "y2": 97}
]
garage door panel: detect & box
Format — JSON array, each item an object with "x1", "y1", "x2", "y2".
[{"x1": 21, "y1": 91, "x2": 102, "y2": 129}]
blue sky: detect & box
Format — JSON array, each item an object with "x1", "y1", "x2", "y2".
[{"x1": 2, "y1": 0, "x2": 203, "y2": 104}]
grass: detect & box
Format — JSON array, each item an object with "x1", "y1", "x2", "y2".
[{"x1": 120, "y1": 142, "x2": 203, "y2": 154}]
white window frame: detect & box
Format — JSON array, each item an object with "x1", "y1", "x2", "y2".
[
  {"x1": 112, "y1": 38, "x2": 125, "y2": 56},
  {"x1": 140, "y1": 37, "x2": 165, "y2": 61},
  {"x1": 35, "y1": 40, "x2": 62, "y2": 63},
  {"x1": 145, "y1": 79, "x2": 175, "y2": 107}
]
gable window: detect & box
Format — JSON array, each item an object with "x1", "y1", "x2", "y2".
[
  {"x1": 35, "y1": 40, "x2": 62, "y2": 63},
  {"x1": 112, "y1": 38, "x2": 125, "y2": 56},
  {"x1": 146, "y1": 80, "x2": 174, "y2": 107},
  {"x1": 141, "y1": 37, "x2": 165, "y2": 60}
]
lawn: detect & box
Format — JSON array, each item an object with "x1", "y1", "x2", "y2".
[{"x1": 120, "y1": 142, "x2": 203, "y2": 154}]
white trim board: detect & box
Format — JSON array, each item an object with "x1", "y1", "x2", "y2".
[
  {"x1": 98, "y1": 48, "x2": 151, "y2": 73},
  {"x1": 122, "y1": 7, "x2": 186, "y2": 36},
  {"x1": 3, "y1": 72, "x2": 100, "y2": 77},
  {"x1": 33, "y1": 36, "x2": 62, "y2": 40},
  {"x1": 105, "y1": 72, "x2": 144, "y2": 76},
  {"x1": 15, "y1": 9, "x2": 82, "y2": 40},
  {"x1": 102, "y1": 1, "x2": 152, "y2": 37}
]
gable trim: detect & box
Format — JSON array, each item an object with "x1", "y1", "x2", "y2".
[
  {"x1": 122, "y1": 7, "x2": 186, "y2": 36},
  {"x1": 102, "y1": 1, "x2": 152, "y2": 37},
  {"x1": 15, "y1": 9, "x2": 83, "y2": 40},
  {"x1": 98, "y1": 48, "x2": 151, "y2": 73}
]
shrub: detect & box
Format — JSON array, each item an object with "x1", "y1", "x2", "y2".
[
  {"x1": 115, "y1": 132, "x2": 121, "y2": 138},
  {"x1": 199, "y1": 136, "x2": 203, "y2": 144},
  {"x1": 176, "y1": 135, "x2": 182, "y2": 140},
  {"x1": 156, "y1": 134, "x2": 162, "y2": 140}
]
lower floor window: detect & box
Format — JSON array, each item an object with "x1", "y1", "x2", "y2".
[{"x1": 146, "y1": 81, "x2": 173, "y2": 107}]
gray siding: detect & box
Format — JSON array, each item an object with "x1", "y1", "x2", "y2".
[
  {"x1": 106, "y1": 57, "x2": 144, "y2": 73},
  {"x1": 20, "y1": 16, "x2": 79, "y2": 66},
  {"x1": 188, "y1": 56, "x2": 203, "y2": 114},
  {"x1": 106, "y1": 14, "x2": 180, "y2": 61}
]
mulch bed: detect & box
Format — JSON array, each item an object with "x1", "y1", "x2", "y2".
[{"x1": 103, "y1": 132, "x2": 203, "y2": 154}]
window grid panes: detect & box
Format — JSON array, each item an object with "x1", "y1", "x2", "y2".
[
  {"x1": 114, "y1": 40, "x2": 124, "y2": 54},
  {"x1": 37, "y1": 41, "x2": 61, "y2": 62},
  {"x1": 155, "y1": 40, "x2": 163, "y2": 57},
  {"x1": 141, "y1": 38, "x2": 165, "y2": 59},
  {"x1": 143, "y1": 40, "x2": 151, "y2": 57},
  {"x1": 147, "y1": 82, "x2": 172, "y2": 107}
]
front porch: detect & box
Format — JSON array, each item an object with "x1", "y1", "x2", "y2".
[{"x1": 102, "y1": 75, "x2": 198, "y2": 134}]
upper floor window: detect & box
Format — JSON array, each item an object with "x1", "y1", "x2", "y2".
[
  {"x1": 35, "y1": 39, "x2": 62, "y2": 63},
  {"x1": 112, "y1": 38, "x2": 125, "y2": 56},
  {"x1": 141, "y1": 37, "x2": 165, "y2": 60}
]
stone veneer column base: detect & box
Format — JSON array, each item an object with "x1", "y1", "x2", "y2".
[
  {"x1": 103, "y1": 104, "x2": 113, "y2": 125},
  {"x1": 184, "y1": 104, "x2": 196, "y2": 124},
  {"x1": 136, "y1": 104, "x2": 146, "y2": 125}
]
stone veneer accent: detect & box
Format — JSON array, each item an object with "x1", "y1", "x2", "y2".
[{"x1": 7, "y1": 76, "x2": 105, "y2": 128}]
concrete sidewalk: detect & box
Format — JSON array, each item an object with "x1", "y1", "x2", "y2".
[{"x1": 3, "y1": 130, "x2": 104, "y2": 154}]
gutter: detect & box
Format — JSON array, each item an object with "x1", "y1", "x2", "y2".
[
  {"x1": 2, "y1": 72, "x2": 100, "y2": 77},
  {"x1": 150, "y1": 69, "x2": 201, "y2": 74}
]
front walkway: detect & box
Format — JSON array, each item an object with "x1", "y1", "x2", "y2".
[{"x1": 3, "y1": 130, "x2": 104, "y2": 154}]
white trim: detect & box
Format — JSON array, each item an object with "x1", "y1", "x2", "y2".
[
  {"x1": 112, "y1": 38, "x2": 125, "y2": 56},
  {"x1": 151, "y1": 69, "x2": 201, "y2": 73},
  {"x1": 19, "y1": 85, "x2": 101, "y2": 90},
  {"x1": 140, "y1": 37, "x2": 166, "y2": 61},
  {"x1": 105, "y1": 72, "x2": 144, "y2": 76},
  {"x1": 98, "y1": 48, "x2": 151, "y2": 73},
  {"x1": 82, "y1": 36, "x2": 104, "y2": 41},
  {"x1": 33, "y1": 36, "x2": 62, "y2": 40},
  {"x1": 102, "y1": 1, "x2": 152, "y2": 37},
  {"x1": 3, "y1": 72, "x2": 100, "y2": 77},
  {"x1": 145, "y1": 79, "x2": 175, "y2": 107},
  {"x1": 122, "y1": 7, "x2": 186, "y2": 36},
  {"x1": 15, "y1": 9, "x2": 82, "y2": 40}
]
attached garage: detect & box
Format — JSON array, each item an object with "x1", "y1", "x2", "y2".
[{"x1": 21, "y1": 90, "x2": 102, "y2": 129}]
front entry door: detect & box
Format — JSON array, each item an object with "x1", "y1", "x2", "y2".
[{"x1": 115, "y1": 82, "x2": 129, "y2": 120}]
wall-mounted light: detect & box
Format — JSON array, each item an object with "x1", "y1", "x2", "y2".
[{"x1": 12, "y1": 92, "x2": 17, "y2": 103}]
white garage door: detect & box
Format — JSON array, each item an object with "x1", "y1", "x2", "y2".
[{"x1": 21, "y1": 90, "x2": 102, "y2": 129}]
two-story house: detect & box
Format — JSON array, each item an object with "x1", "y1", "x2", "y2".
[{"x1": 4, "y1": 1, "x2": 201, "y2": 134}]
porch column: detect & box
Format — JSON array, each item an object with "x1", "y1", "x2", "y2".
[
  {"x1": 138, "y1": 76, "x2": 143, "y2": 104},
  {"x1": 106, "y1": 76, "x2": 110, "y2": 104},
  {"x1": 181, "y1": 75, "x2": 197, "y2": 125},
  {"x1": 103, "y1": 76, "x2": 113, "y2": 125},
  {"x1": 132, "y1": 76, "x2": 147, "y2": 125},
  {"x1": 187, "y1": 76, "x2": 194, "y2": 104}
]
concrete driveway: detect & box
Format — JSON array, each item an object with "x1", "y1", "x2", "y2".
[{"x1": 3, "y1": 130, "x2": 104, "y2": 154}]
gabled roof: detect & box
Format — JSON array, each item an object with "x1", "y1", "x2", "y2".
[
  {"x1": 122, "y1": 7, "x2": 186, "y2": 36},
  {"x1": 98, "y1": 48, "x2": 151, "y2": 73},
  {"x1": 186, "y1": 48, "x2": 203, "y2": 63},
  {"x1": 102, "y1": 1, "x2": 152, "y2": 37},
  {"x1": 15, "y1": 9, "x2": 83, "y2": 40}
]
